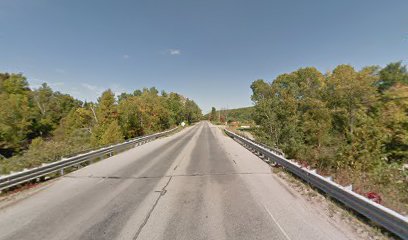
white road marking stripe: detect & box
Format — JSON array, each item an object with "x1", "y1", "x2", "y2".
[{"x1": 263, "y1": 204, "x2": 292, "y2": 240}]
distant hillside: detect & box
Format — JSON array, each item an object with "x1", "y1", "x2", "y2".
[{"x1": 205, "y1": 106, "x2": 254, "y2": 124}]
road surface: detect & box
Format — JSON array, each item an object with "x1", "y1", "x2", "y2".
[{"x1": 0, "y1": 122, "x2": 359, "y2": 240}]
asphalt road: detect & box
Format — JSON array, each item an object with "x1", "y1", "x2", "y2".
[{"x1": 0, "y1": 122, "x2": 359, "y2": 240}]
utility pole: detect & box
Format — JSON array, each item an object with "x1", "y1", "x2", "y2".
[{"x1": 226, "y1": 105, "x2": 229, "y2": 124}]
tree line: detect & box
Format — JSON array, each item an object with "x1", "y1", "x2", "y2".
[
  {"x1": 250, "y1": 62, "x2": 408, "y2": 212},
  {"x1": 0, "y1": 73, "x2": 201, "y2": 173},
  {"x1": 207, "y1": 107, "x2": 254, "y2": 124}
]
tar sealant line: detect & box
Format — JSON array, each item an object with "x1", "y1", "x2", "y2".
[{"x1": 132, "y1": 176, "x2": 173, "y2": 240}]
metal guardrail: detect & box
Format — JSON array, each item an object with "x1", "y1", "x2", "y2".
[
  {"x1": 0, "y1": 127, "x2": 178, "y2": 191},
  {"x1": 225, "y1": 129, "x2": 408, "y2": 240}
]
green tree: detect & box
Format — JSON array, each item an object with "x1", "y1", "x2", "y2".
[
  {"x1": 250, "y1": 79, "x2": 281, "y2": 146},
  {"x1": 380, "y1": 83, "x2": 408, "y2": 163},
  {"x1": 96, "y1": 89, "x2": 117, "y2": 125},
  {"x1": 31, "y1": 83, "x2": 81, "y2": 138},
  {"x1": 89, "y1": 89, "x2": 120, "y2": 146},
  {"x1": 133, "y1": 89, "x2": 142, "y2": 96},
  {"x1": 0, "y1": 75, "x2": 202, "y2": 174},
  {"x1": 1, "y1": 73, "x2": 30, "y2": 94},
  {"x1": 249, "y1": 63, "x2": 408, "y2": 212},
  {"x1": 117, "y1": 92, "x2": 133, "y2": 102},
  {"x1": 378, "y1": 61, "x2": 408, "y2": 92},
  {"x1": 149, "y1": 87, "x2": 159, "y2": 96},
  {"x1": 184, "y1": 99, "x2": 202, "y2": 124},
  {"x1": 210, "y1": 107, "x2": 217, "y2": 122},
  {"x1": 0, "y1": 93, "x2": 32, "y2": 155},
  {"x1": 99, "y1": 120, "x2": 124, "y2": 145},
  {"x1": 118, "y1": 96, "x2": 143, "y2": 138},
  {"x1": 54, "y1": 107, "x2": 95, "y2": 141},
  {"x1": 0, "y1": 73, "x2": 33, "y2": 156},
  {"x1": 250, "y1": 79, "x2": 273, "y2": 102},
  {"x1": 326, "y1": 65, "x2": 379, "y2": 140},
  {"x1": 166, "y1": 93, "x2": 185, "y2": 125}
]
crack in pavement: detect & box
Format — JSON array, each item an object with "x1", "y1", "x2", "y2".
[
  {"x1": 173, "y1": 172, "x2": 272, "y2": 177},
  {"x1": 63, "y1": 175, "x2": 163, "y2": 180},
  {"x1": 63, "y1": 172, "x2": 273, "y2": 180},
  {"x1": 132, "y1": 176, "x2": 173, "y2": 240}
]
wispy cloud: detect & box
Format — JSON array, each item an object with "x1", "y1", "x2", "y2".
[
  {"x1": 110, "y1": 83, "x2": 126, "y2": 96},
  {"x1": 49, "y1": 82, "x2": 64, "y2": 87},
  {"x1": 28, "y1": 78, "x2": 64, "y2": 89},
  {"x1": 82, "y1": 83, "x2": 103, "y2": 93},
  {"x1": 122, "y1": 54, "x2": 130, "y2": 59},
  {"x1": 167, "y1": 49, "x2": 181, "y2": 55},
  {"x1": 27, "y1": 78, "x2": 124, "y2": 103},
  {"x1": 81, "y1": 83, "x2": 105, "y2": 102},
  {"x1": 80, "y1": 83, "x2": 125, "y2": 102}
]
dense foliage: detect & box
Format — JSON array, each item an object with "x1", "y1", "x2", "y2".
[
  {"x1": 0, "y1": 74, "x2": 201, "y2": 174},
  {"x1": 251, "y1": 62, "x2": 408, "y2": 213},
  {"x1": 209, "y1": 107, "x2": 217, "y2": 122},
  {"x1": 206, "y1": 106, "x2": 254, "y2": 124}
]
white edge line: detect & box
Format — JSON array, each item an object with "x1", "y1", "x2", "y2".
[{"x1": 263, "y1": 204, "x2": 292, "y2": 240}]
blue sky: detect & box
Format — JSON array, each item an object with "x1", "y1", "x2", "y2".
[{"x1": 1, "y1": 0, "x2": 407, "y2": 113}]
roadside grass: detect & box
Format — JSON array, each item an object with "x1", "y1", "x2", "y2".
[{"x1": 271, "y1": 165, "x2": 397, "y2": 240}]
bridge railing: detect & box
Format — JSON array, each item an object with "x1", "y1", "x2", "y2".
[
  {"x1": 0, "y1": 127, "x2": 178, "y2": 191},
  {"x1": 225, "y1": 129, "x2": 408, "y2": 240}
]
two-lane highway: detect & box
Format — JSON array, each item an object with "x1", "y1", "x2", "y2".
[{"x1": 0, "y1": 122, "x2": 359, "y2": 240}]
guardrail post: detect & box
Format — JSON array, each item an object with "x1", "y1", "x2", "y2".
[{"x1": 60, "y1": 169, "x2": 64, "y2": 175}]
